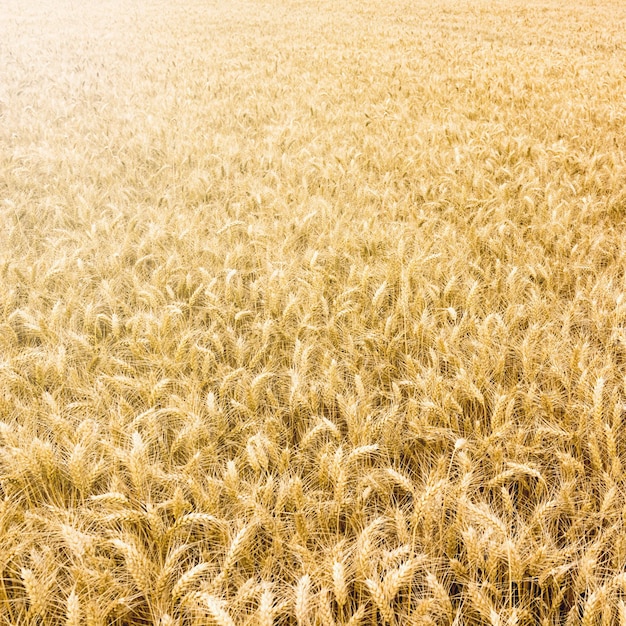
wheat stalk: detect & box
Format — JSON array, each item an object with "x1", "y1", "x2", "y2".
[
  {"x1": 172, "y1": 562, "x2": 212, "y2": 601},
  {"x1": 65, "y1": 589, "x2": 81, "y2": 626},
  {"x1": 365, "y1": 576, "x2": 394, "y2": 625},
  {"x1": 110, "y1": 538, "x2": 155, "y2": 595},
  {"x1": 202, "y1": 594, "x2": 236, "y2": 626},
  {"x1": 317, "y1": 587, "x2": 336, "y2": 626},
  {"x1": 295, "y1": 574, "x2": 311, "y2": 626},
  {"x1": 332, "y1": 558, "x2": 348, "y2": 610},
  {"x1": 21, "y1": 567, "x2": 48, "y2": 618}
]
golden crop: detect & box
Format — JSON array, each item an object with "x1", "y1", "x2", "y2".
[{"x1": 1, "y1": 0, "x2": 626, "y2": 624}]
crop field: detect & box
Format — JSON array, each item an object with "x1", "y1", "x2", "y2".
[{"x1": 2, "y1": 0, "x2": 626, "y2": 624}]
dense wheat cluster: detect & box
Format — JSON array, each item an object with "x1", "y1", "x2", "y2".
[{"x1": 1, "y1": 0, "x2": 626, "y2": 624}]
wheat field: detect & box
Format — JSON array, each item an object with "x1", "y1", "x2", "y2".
[{"x1": 1, "y1": 0, "x2": 626, "y2": 624}]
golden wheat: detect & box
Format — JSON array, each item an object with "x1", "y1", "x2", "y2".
[{"x1": 2, "y1": 0, "x2": 626, "y2": 623}]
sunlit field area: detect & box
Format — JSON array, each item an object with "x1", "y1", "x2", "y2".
[{"x1": 2, "y1": 0, "x2": 626, "y2": 623}]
